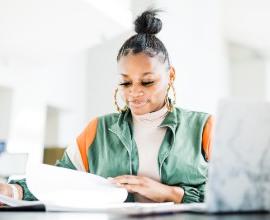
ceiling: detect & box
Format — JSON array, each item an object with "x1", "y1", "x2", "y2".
[
  {"x1": 1, "y1": 0, "x2": 270, "y2": 58},
  {"x1": 0, "y1": 0, "x2": 132, "y2": 58}
]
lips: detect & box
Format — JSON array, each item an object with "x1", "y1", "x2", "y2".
[{"x1": 128, "y1": 100, "x2": 148, "y2": 108}]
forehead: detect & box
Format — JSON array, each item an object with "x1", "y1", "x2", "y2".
[{"x1": 117, "y1": 53, "x2": 165, "y2": 78}]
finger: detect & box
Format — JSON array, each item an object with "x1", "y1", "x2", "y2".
[
  {"x1": 121, "y1": 184, "x2": 144, "y2": 193},
  {"x1": 112, "y1": 175, "x2": 143, "y2": 185}
]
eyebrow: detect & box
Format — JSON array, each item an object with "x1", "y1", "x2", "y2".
[{"x1": 120, "y1": 72, "x2": 153, "y2": 77}]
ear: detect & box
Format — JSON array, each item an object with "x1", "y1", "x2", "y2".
[{"x1": 169, "y1": 66, "x2": 176, "y2": 84}]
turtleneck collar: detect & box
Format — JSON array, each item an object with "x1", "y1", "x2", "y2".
[{"x1": 132, "y1": 105, "x2": 168, "y2": 123}]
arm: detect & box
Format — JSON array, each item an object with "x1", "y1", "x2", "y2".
[
  {"x1": 110, "y1": 175, "x2": 184, "y2": 203},
  {"x1": 180, "y1": 115, "x2": 214, "y2": 203},
  {"x1": 202, "y1": 115, "x2": 214, "y2": 161},
  {"x1": 181, "y1": 184, "x2": 206, "y2": 203}
]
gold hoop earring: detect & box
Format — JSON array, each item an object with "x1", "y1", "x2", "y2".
[
  {"x1": 165, "y1": 84, "x2": 176, "y2": 112},
  {"x1": 114, "y1": 88, "x2": 128, "y2": 113}
]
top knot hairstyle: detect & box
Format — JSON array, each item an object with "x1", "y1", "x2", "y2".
[{"x1": 117, "y1": 9, "x2": 170, "y2": 68}]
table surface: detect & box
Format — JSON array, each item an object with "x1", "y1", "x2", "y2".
[{"x1": 0, "y1": 211, "x2": 269, "y2": 220}]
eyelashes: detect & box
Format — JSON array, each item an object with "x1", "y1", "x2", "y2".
[
  {"x1": 119, "y1": 81, "x2": 155, "y2": 87},
  {"x1": 142, "y1": 81, "x2": 155, "y2": 86},
  {"x1": 119, "y1": 82, "x2": 132, "y2": 87}
]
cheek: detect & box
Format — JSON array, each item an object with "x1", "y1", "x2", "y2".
[
  {"x1": 146, "y1": 84, "x2": 167, "y2": 103},
  {"x1": 120, "y1": 88, "x2": 129, "y2": 100}
]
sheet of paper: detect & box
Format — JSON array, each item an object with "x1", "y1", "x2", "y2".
[
  {"x1": 125, "y1": 202, "x2": 207, "y2": 215},
  {"x1": 0, "y1": 194, "x2": 42, "y2": 207},
  {"x1": 0, "y1": 189, "x2": 205, "y2": 213},
  {"x1": 0, "y1": 193, "x2": 177, "y2": 213},
  {"x1": 26, "y1": 164, "x2": 128, "y2": 209},
  {"x1": 44, "y1": 202, "x2": 175, "y2": 212},
  {"x1": 44, "y1": 202, "x2": 205, "y2": 213}
]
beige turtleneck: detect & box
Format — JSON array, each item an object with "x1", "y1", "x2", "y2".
[{"x1": 132, "y1": 105, "x2": 168, "y2": 202}]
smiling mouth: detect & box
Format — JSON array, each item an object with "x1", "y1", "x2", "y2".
[{"x1": 128, "y1": 100, "x2": 148, "y2": 108}]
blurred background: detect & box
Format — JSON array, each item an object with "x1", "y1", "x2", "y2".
[{"x1": 0, "y1": 0, "x2": 270, "y2": 178}]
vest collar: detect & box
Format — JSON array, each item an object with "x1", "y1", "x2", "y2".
[
  {"x1": 108, "y1": 109, "x2": 133, "y2": 153},
  {"x1": 109, "y1": 108, "x2": 180, "y2": 149}
]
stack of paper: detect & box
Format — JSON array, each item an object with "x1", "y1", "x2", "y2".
[{"x1": 1, "y1": 164, "x2": 185, "y2": 213}]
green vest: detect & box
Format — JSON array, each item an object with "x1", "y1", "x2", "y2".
[{"x1": 12, "y1": 107, "x2": 209, "y2": 203}]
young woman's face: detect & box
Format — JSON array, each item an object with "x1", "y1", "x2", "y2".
[{"x1": 117, "y1": 52, "x2": 175, "y2": 115}]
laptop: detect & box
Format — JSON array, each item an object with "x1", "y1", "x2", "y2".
[{"x1": 205, "y1": 99, "x2": 270, "y2": 213}]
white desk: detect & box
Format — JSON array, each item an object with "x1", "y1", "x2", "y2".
[{"x1": 0, "y1": 211, "x2": 269, "y2": 220}]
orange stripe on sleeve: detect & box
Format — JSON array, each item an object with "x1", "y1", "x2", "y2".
[
  {"x1": 76, "y1": 118, "x2": 98, "y2": 172},
  {"x1": 202, "y1": 115, "x2": 214, "y2": 161}
]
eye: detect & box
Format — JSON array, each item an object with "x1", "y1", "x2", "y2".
[
  {"x1": 141, "y1": 81, "x2": 155, "y2": 86},
  {"x1": 119, "y1": 82, "x2": 132, "y2": 87}
]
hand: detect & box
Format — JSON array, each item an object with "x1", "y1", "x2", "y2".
[
  {"x1": 110, "y1": 175, "x2": 184, "y2": 203},
  {"x1": 0, "y1": 183, "x2": 12, "y2": 206},
  {"x1": 0, "y1": 183, "x2": 23, "y2": 205}
]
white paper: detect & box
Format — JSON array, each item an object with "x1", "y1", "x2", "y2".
[
  {"x1": 25, "y1": 164, "x2": 128, "y2": 208},
  {"x1": 125, "y1": 202, "x2": 206, "y2": 215},
  {"x1": 0, "y1": 193, "x2": 177, "y2": 213},
  {"x1": 0, "y1": 194, "x2": 42, "y2": 207},
  {"x1": 1, "y1": 164, "x2": 193, "y2": 213},
  {"x1": 44, "y1": 201, "x2": 176, "y2": 213},
  {"x1": 0, "y1": 191, "x2": 204, "y2": 214}
]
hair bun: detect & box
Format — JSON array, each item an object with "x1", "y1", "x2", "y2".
[{"x1": 134, "y1": 9, "x2": 162, "y2": 35}]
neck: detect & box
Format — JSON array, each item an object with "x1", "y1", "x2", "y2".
[
  {"x1": 150, "y1": 102, "x2": 166, "y2": 113},
  {"x1": 132, "y1": 104, "x2": 168, "y2": 122}
]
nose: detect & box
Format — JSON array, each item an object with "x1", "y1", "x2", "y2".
[{"x1": 129, "y1": 84, "x2": 144, "y2": 98}]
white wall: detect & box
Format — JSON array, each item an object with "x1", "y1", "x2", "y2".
[
  {"x1": 266, "y1": 60, "x2": 270, "y2": 101},
  {"x1": 85, "y1": 33, "x2": 132, "y2": 120},
  {"x1": 157, "y1": 0, "x2": 229, "y2": 114},
  {"x1": 0, "y1": 52, "x2": 88, "y2": 165},
  {"x1": 0, "y1": 0, "x2": 132, "y2": 168},
  {"x1": 0, "y1": 0, "x2": 132, "y2": 59},
  {"x1": 44, "y1": 106, "x2": 60, "y2": 148},
  {"x1": 0, "y1": 86, "x2": 13, "y2": 141},
  {"x1": 228, "y1": 43, "x2": 267, "y2": 100}
]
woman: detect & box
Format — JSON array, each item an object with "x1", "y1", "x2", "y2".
[{"x1": 1, "y1": 9, "x2": 213, "y2": 204}]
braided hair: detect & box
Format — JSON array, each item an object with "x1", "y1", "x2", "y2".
[{"x1": 117, "y1": 9, "x2": 170, "y2": 68}]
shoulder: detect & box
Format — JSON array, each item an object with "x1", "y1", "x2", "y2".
[
  {"x1": 82, "y1": 113, "x2": 120, "y2": 131},
  {"x1": 96, "y1": 112, "x2": 120, "y2": 127},
  {"x1": 175, "y1": 107, "x2": 210, "y2": 125},
  {"x1": 82, "y1": 112, "x2": 121, "y2": 133},
  {"x1": 175, "y1": 107, "x2": 214, "y2": 161}
]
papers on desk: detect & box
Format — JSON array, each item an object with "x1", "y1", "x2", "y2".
[
  {"x1": 0, "y1": 164, "x2": 182, "y2": 213},
  {"x1": 26, "y1": 164, "x2": 128, "y2": 209},
  {"x1": 0, "y1": 193, "x2": 178, "y2": 212},
  {"x1": 1, "y1": 164, "x2": 127, "y2": 211},
  {"x1": 0, "y1": 192, "x2": 206, "y2": 214}
]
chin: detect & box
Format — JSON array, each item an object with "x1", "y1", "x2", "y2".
[{"x1": 130, "y1": 107, "x2": 149, "y2": 115}]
